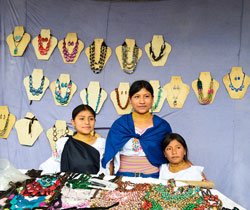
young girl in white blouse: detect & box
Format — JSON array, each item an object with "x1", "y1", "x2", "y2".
[{"x1": 159, "y1": 133, "x2": 205, "y2": 181}]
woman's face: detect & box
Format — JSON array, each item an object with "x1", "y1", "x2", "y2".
[
  {"x1": 130, "y1": 88, "x2": 154, "y2": 114},
  {"x1": 164, "y1": 139, "x2": 186, "y2": 164},
  {"x1": 71, "y1": 110, "x2": 95, "y2": 135}
]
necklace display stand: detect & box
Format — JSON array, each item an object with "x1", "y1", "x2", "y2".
[
  {"x1": 223, "y1": 67, "x2": 250, "y2": 99},
  {"x1": 23, "y1": 69, "x2": 50, "y2": 104},
  {"x1": 0, "y1": 106, "x2": 16, "y2": 139},
  {"x1": 6, "y1": 26, "x2": 31, "y2": 56},
  {"x1": 80, "y1": 81, "x2": 107, "y2": 114},
  {"x1": 110, "y1": 82, "x2": 132, "y2": 115},
  {"x1": 50, "y1": 74, "x2": 77, "y2": 106},
  {"x1": 58, "y1": 33, "x2": 84, "y2": 64},
  {"x1": 192, "y1": 72, "x2": 219, "y2": 104},
  {"x1": 46, "y1": 120, "x2": 73, "y2": 154},
  {"x1": 163, "y1": 76, "x2": 190, "y2": 109},
  {"x1": 116, "y1": 38, "x2": 142, "y2": 74},
  {"x1": 15, "y1": 112, "x2": 43, "y2": 146},
  {"x1": 145, "y1": 35, "x2": 171, "y2": 66},
  {"x1": 149, "y1": 80, "x2": 167, "y2": 113},
  {"x1": 32, "y1": 29, "x2": 57, "y2": 60},
  {"x1": 85, "y1": 38, "x2": 112, "y2": 74}
]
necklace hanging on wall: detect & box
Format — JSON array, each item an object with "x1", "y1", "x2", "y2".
[
  {"x1": 55, "y1": 79, "x2": 72, "y2": 105},
  {"x1": 228, "y1": 72, "x2": 245, "y2": 92},
  {"x1": 29, "y1": 75, "x2": 45, "y2": 96},
  {"x1": 122, "y1": 42, "x2": 139, "y2": 74},
  {"x1": 115, "y1": 88, "x2": 130, "y2": 110},
  {"x1": 197, "y1": 77, "x2": 214, "y2": 104},
  {"x1": 62, "y1": 39, "x2": 79, "y2": 62},
  {"x1": 89, "y1": 41, "x2": 107, "y2": 74},
  {"x1": 85, "y1": 88, "x2": 102, "y2": 113},
  {"x1": 152, "y1": 87, "x2": 162, "y2": 111},
  {"x1": 171, "y1": 85, "x2": 181, "y2": 107},
  {"x1": 0, "y1": 113, "x2": 10, "y2": 136},
  {"x1": 38, "y1": 34, "x2": 52, "y2": 55},
  {"x1": 149, "y1": 40, "x2": 166, "y2": 61},
  {"x1": 12, "y1": 31, "x2": 25, "y2": 55},
  {"x1": 52, "y1": 125, "x2": 69, "y2": 142}
]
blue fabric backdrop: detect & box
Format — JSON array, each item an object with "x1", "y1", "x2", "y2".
[{"x1": 0, "y1": 0, "x2": 249, "y2": 208}]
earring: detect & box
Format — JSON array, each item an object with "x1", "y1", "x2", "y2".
[
  {"x1": 125, "y1": 91, "x2": 127, "y2": 94},
  {"x1": 121, "y1": 91, "x2": 123, "y2": 95}
]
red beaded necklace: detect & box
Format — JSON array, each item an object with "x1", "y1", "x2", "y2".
[
  {"x1": 38, "y1": 34, "x2": 52, "y2": 55},
  {"x1": 115, "y1": 88, "x2": 130, "y2": 110}
]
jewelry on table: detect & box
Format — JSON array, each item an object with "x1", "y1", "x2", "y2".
[
  {"x1": 228, "y1": 72, "x2": 245, "y2": 92},
  {"x1": 89, "y1": 41, "x2": 107, "y2": 74},
  {"x1": 115, "y1": 88, "x2": 130, "y2": 110},
  {"x1": 52, "y1": 125, "x2": 69, "y2": 142},
  {"x1": 29, "y1": 75, "x2": 45, "y2": 96},
  {"x1": 0, "y1": 112, "x2": 10, "y2": 136},
  {"x1": 122, "y1": 42, "x2": 139, "y2": 74},
  {"x1": 38, "y1": 34, "x2": 52, "y2": 55},
  {"x1": 197, "y1": 77, "x2": 214, "y2": 104},
  {"x1": 55, "y1": 79, "x2": 72, "y2": 105},
  {"x1": 152, "y1": 87, "x2": 162, "y2": 111},
  {"x1": 12, "y1": 31, "x2": 25, "y2": 55},
  {"x1": 62, "y1": 38, "x2": 79, "y2": 62},
  {"x1": 149, "y1": 40, "x2": 166, "y2": 61},
  {"x1": 85, "y1": 88, "x2": 102, "y2": 113}
]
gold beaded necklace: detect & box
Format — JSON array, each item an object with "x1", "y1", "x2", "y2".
[
  {"x1": 132, "y1": 112, "x2": 152, "y2": 122},
  {"x1": 169, "y1": 160, "x2": 186, "y2": 173}
]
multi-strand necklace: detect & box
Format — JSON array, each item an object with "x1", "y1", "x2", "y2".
[
  {"x1": 62, "y1": 39, "x2": 79, "y2": 62},
  {"x1": 115, "y1": 88, "x2": 130, "y2": 110},
  {"x1": 228, "y1": 72, "x2": 245, "y2": 92},
  {"x1": 38, "y1": 34, "x2": 52, "y2": 55},
  {"x1": 149, "y1": 40, "x2": 166, "y2": 61},
  {"x1": 152, "y1": 87, "x2": 162, "y2": 111},
  {"x1": 53, "y1": 125, "x2": 69, "y2": 141},
  {"x1": 55, "y1": 79, "x2": 72, "y2": 105},
  {"x1": 89, "y1": 41, "x2": 107, "y2": 74},
  {"x1": 12, "y1": 31, "x2": 25, "y2": 55},
  {"x1": 0, "y1": 112, "x2": 10, "y2": 136},
  {"x1": 85, "y1": 88, "x2": 102, "y2": 113},
  {"x1": 122, "y1": 42, "x2": 139, "y2": 74},
  {"x1": 29, "y1": 75, "x2": 45, "y2": 96},
  {"x1": 197, "y1": 77, "x2": 214, "y2": 104}
]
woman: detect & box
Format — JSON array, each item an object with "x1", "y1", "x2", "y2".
[
  {"x1": 159, "y1": 133, "x2": 205, "y2": 181},
  {"x1": 40, "y1": 104, "x2": 107, "y2": 174},
  {"x1": 102, "y1": 80, "x2": 172, "y2": 178}
]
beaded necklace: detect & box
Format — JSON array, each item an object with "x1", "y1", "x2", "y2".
[
  {"x1": 62, "y1": 39, "x2": 79, "y2": 62},
  {"x1": 115, "y1": 88, "x2": 130, "y2": 110},
  {"x1": 197, "y1": 77, "x2": 214, "y2": 104},
  {"x1": 55, "y1": 79, "x2": 72, "y2": 105},
  {"x1": 169, "y1": 160, "x2": 186, "y2": 173},
  {"x1": 89, "y1": 41, "x2": 107, "y2": 74},
  {"x1": 152, "y1": 87, "x2": 162, "y2": 111},
  {"x1": 38, "y1": 34, "x2": 52, "y2": 55},
  {"x1": 132, "y1": 112, "x2": 151, "y2": 122},
  {"x1": 12, "y1": 31, "x2": 25, "y2": 55},
  {"x1": 122, "y1": 42, "x2": 139, "y2": 74},
  {"x1": 52, "y1": 125, "x2": 69, "y2": 141},
  {"x1": 29, "y1": 75, "x2": 45, "y2": 96},
  {"x1": 228, "y1": 72, "x2": 245, "y2": 92},
  {"x1": 149, "y1": 40, "x2": 166, "y2": 61},
  {"x1": 171, "y1": 84, "x2": 181, "y2": 107},
  {"x1": 85, "y1": 88, "x2": 102, "y2": 113},
  {"x1": 0, "y1": 112, "x2": 10, "y2": 136}
]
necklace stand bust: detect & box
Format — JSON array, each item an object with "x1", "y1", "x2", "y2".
[
  {"x1": 145, "y1": 35, "x2": 172, "y2": 66},
  {"x1": 46, "y1": 120, "x2": 73, "y2": 155},
  {"x1": 0, "y1": 106, "x2": 16, "y2": 139},
  {"x1": 50, "y1": 74, "x2": 77, "y2": 106},
  {"x1": 110, "y1": 82, "x2": 132, "y2": 115},
  {"x1": 80, "y1": 81, "x2": 107, "y2": 114},
  {"x1": 116, "y1": 38, "x2": 142, "y2": 74},
  {"x1": 32, "y1": 29, "x2": 58, "y2": 60},
  {"x1": 163, "y1": 76, "x2": 190, "y2": 109},
  {"x1": 192, "y1": 72, "x2": 219, "y2": 105},
  {"x1": 23, "y1": 69, "x2": 50, "y2": 104},
  {"x1": 58, "y1": 33, "x2": 84, "y2": 64},
  {"x1": 223, "y1": 67, "x2": 250, "y2": 99},
  {"x1": 6, "y1": 26, "x2": 31, "y2": 56},
  {"x1": 15, "y1": 112, "x2": 43, "y2": 146},
  {"x1": 85, "y1": 38, "x2": 112, "y2": 74},
  {"x1": 149, "y1": 80, "x2": 167, "y2": 113}
]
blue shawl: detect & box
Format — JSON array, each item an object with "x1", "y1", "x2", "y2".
[{"x1": 101, "y1": 113, "x2": 172, "y2": 168}]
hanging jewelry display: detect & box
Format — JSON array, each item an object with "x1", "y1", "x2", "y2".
[
  {"x1": 62, "y1": 39, "x2": 79, "y2": 62},
  {"x1": 55, "y1": 79, "x2": 72, "y2": 105},
  {"x1": 12, "y1": 31, "x2": 24, "y2": 55},
  {"x1": 85, "y1": 88, "x2": 102, "y2": 113},
  {"x1": 171, "y1": 85, "x2": 181, "y2": 107},
  {"x1": 38, "y1": 34, "x2": 52, "y2": 55},
  {"x1": 122, "y1": 42, "x2": 139, "y2": 74},
  {"x1": 29, "y1": 75, "x2": 45, "y2": 96},
  {"x1": 149, "y1": 40, "x2": 166, "y2": 61},
  {"x1": 0, "y1": 113, "x2": 10, "y2": 137},
  {"x1": 53, "y1": 125, "x2": 69, "y2": 142},
  {"x1": 228, "y1": 72, "x2": 245, "y2": 92},
  {"x1": 89, "y1": 41, "x2": 107, "y2": 74},
  {"x1": 152, "y1": 88, "x2": 162, "y2": 111},
  {"x1": 197, "y1": 77, "x2": 214, "y2": 105},
  {"x1": 115, "y1": 88, "x2": 130, "y2": 110}
]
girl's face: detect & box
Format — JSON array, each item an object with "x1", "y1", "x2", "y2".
[
  {"x1": 71, "y1": 110, "x2": 95, "y2": 135},
  {"x1": 164, "y1": 139, "x2": 186, "y2": 164},
  {"x1": 130, "y1": 88, "x2": 154, "y2": 114}
]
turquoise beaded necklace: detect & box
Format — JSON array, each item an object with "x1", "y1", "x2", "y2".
[
  {"x1": 85, "y1": 88, "x2": 102, "y2": 112},
  {"x1": 55, "y1": 79, "x2": 72, "y2": 105},
  {"x1": 29, "y1": 75, "x2": 45, "y2": 96},
  {"x1": 152, "y1": 87, "x2": 162, "y2": 111}
]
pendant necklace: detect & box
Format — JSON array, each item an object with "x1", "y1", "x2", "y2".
[
  {"x1": 228, "y1": 72, "x2": 245, "y2": 92},
  {"x1": 171, "y1": 84, "x2": 181, "y2": 107},
  {"x1": 38, "y1": 34, "x2": 52, "y2": 55},
  {"x1": 55, "y1": 79, "x2": 72, "y2": 105},
  {"x1": 89, "y1": 41, "x2": 107, "y2": 74},
  {"x1": 52, "y1": 125, "x2": 69, "y2": 141},
  {"x1": 29, "y1": 75, "x2": 45, "y2": 96},
  {"x1": 0, "y1": 112, "x2": 10, "y2": 136},
  {"x1": 62, "y1": 39, "x2": 79, "y2": 62},
  {"x1": 115, "y1": 88, "x2": 130, "y2": 110},
  {"x1": 122, "y1": 42, "x2": 139, "y2": 74},
  {"x1": 85, "y1": 88, "x2": 102, "y2": 112},
  {"x1": 152, "y1": 87, "x2": 162, "y2": 111},
  {"x1": 149, "y1": 40, "x2": 166, "y2": 61},
  {"x1": 197, "y1": 77, "x2": 214, "y2": 104},
  {"x1": 12, "y1": 31, "x2": 25, "y2": 55}
]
